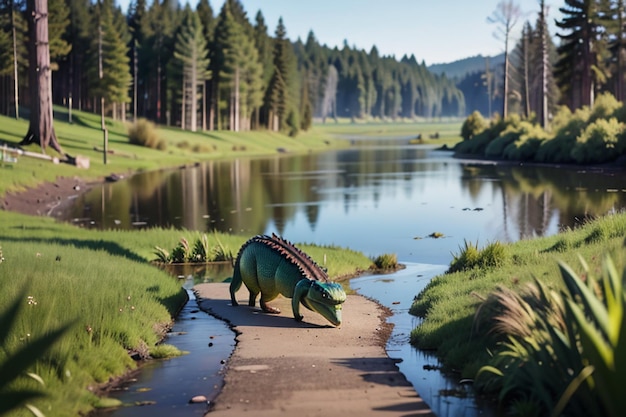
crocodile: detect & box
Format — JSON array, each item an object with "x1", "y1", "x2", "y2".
[{"x1": 229, "y1": 234, "x2": 347, "y2": 326}]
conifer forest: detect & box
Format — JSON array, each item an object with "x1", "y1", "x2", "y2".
[{"x1": 0, "y1": 0, "x2": 624, "y2": 135}]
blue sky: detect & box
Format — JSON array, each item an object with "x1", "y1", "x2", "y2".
[{"x1": 123, "y1": 0, "x2": 564, "y2": 65}]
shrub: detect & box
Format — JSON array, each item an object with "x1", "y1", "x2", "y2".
[
  {"x1": 171, "y1": 238, "x2": 192, "y2": 263},
  {"x1": 536, "y1": 107, "x2": 590, "y2": 163},
  {"x1": 503, "y1": 136, "x2": 544, "y2": 161},
  {"x1": 589, "y1": 91, "x2": 622, "y2": 123},
  {"x1": 128, "y1": 118, "x2": 166, "y2": 150},
  {"x1": 150, "y1": 344, "x2": 185, "y2": 359},
  {"x1": 461, "y1": 111, "x2": 489, "y2": 141},
  {"x1": 571, "y1": 118, "x2": 624, "y2": 164},
  {"x1": 448, "y1": 240, "x2": 509, "y2": 273},
  {"x1": 373, "y1": 253, "x2": 398, "y2": 270},
  {"x1": 484, "y1": 125, "x2": 521, "y2": 158},
  {"x1": 448, "y1": 240, "x2": 481, "y2": 273},
  {"x1": 478, "y1": 241, "x2": 509, "y2": 268},
  {"x1": 192, "y1": 234, "x2": 210, "y2": 263}
]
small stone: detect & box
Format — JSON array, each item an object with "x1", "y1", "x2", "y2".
[{"x1": 190, "y1": 395, "x2": 207, "y2": 404}]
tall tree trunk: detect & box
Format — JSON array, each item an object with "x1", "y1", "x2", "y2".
[
  {"x1": 21, "y1": 0, "x2": 64, "y2": 156},
  {"x1": 539, "y1": 1, "x2": 549, "y2": 129},
  {"x1": 11, "y1": 1, "x2": 19, "y2": 119}
]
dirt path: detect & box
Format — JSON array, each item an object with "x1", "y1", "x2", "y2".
[{"x1": 194, "y1": 283, "x2": 434, "y2": 417}]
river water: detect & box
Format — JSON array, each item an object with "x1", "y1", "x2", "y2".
[{"x1": 73, "y1": 138, "x2": 626, "y2": 416}]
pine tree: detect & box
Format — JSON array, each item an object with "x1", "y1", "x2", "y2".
[
  {"x1": 555, "y1": 0, "x2": 601, "y2": 108},
  {"x1": 48, "y1": 0, "x2": 70, "y2": 69},
  {"x1": 0, "y1": 0, "x2": 27, "y2": 117},
  {"x1": 144, "y1": 0, "x2": 178, "y2": 124},
  {"x1": 171, "y1": 6, "x2": 210, "y2": 132},
  {"x1": 60, "y1": 0, "x2": 90, "y2": 115},
  {"x1": 213, "y1": 2, "x2": 263, "y2": 131},
  {"x1": 127, "y1": 0, "x2": 149, "y2": 121},
  {"x1": 196, "y1": 0, "x2": 214, "y2": 130},
  {"x1": 252, "y1": 10, "x2": 272, "y2": 128},
  {"x1": 88, "y1": 0, "x2": 131, "y2": 120},
  {"x1": 602, "y1": 0, "x2": 626, "y2": 100},
  {"x1": 266, "y1": 17, "x2": 292, "y2": 131}
]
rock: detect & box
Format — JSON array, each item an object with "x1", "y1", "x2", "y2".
[
  {"x1": 74, "y1": 155, "x2": 90, "y2": 169},
  {"x1": 190, "y1": 395, "x2": 207, "y2": 404}
]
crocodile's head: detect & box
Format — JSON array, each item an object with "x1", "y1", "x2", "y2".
[{"x1": 305, "y1": 281, "x2": 347, "y2": 326}]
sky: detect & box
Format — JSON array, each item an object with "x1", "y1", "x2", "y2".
[
  {"x1": 123, "y1": 0, "x2": 565, "y2": 66},
  {"x1": 215, "y1": 0, "x2": 567, "y2": 65}
]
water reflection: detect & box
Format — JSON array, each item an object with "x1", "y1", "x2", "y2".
[{"x1": 64, "y1": 143, "x2": 626, "y2": 266}]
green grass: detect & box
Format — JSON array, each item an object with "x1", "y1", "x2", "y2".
[
  {"x1": 409, "y1": 212, "x2": 626, "y2": 378},
  {"x1": 311, "y1": 117, "x2": 463, "y2": 146}
]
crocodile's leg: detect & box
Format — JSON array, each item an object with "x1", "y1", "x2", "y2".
[
  {"x1": 260, "y1": 296, "x2": 281, "y2": 314},
  {"x1": 248, "y1": 290, "x2": 258, "y2": 307}
]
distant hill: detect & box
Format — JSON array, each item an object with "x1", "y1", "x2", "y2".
[{"x1": 428, "y1": 53, "x2": 505, "y2": 80}]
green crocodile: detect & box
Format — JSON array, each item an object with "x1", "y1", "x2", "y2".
[{"x1": 229, "y1": 234, "x2": 347, "y2": 326}]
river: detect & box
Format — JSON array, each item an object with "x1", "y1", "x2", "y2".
[{"x1": 74, "y1": 138, "x2": 626, "y2": 416}]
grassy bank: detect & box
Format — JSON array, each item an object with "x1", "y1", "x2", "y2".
[
  {"x1": 409, "y1": 212, "x2": 626, "y2": 414},
  {"x1": 3, "y1": 111, "x2": 456, "y2": 416}
]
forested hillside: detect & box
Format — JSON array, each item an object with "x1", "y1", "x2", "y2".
[
  {"x1": 428, "y1": 54, "x2": 504, "y2": 81},
  {"x1": 0, "y1": 0, "x2": 464, "y2": 138}
]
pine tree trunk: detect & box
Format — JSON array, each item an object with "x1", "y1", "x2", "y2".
[
  {"x1": 11, "y1": 5, "x2": 19, "y2": 119},
  {"x1": 21, "y1": 0, "x2": 64, "y2": 156}
]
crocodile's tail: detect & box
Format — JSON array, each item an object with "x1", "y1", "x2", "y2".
[{"x1": 229, "y1": 255, "x2": 243, "y2": 306}]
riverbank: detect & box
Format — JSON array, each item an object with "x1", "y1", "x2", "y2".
[
  {"x1": 194, "y1": 283, "x2": 434, "y2": 416},
  {"x1": 1, "y1": 176, "x2": 96, "y2": 217}
]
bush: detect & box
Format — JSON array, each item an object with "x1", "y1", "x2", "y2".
[
  {"x1": 501, "y1": 122, "x2": 549, "y2": 161},
  {"x1": 484, "y1": 117, "x2": 523, "y2": 159},
  {"x1": 128, "y1": 118, "x2": 166, "y2": 150},
  {"x1": 571, "y1": 118, "x2": 625, "y2": 164},
  {"x1": 461, "y1": 111, "x2": 489, "y2": 141},
  {"x1": 589, "y1": 91, "x2": 622, "y2": 123},
  {"x1": 448, "y1": 240, "x2": 481, "y2": 273},
  {"x1": 448, "y1": 240, "x2": 509, "y2": 273},
  {"x1": 373, "y1": 253, "x2": 398, "y2": 270},
  {"x1": 536, "y1": 107, "x2": 590, "y2": 163},
  {"x1": 477, "y1": 241, "x2": 509, "y2": 268}
]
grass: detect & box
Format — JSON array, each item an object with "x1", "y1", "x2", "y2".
[
  {"x1": 409, "y1": 212, "x2": 626, "y2": 380},
  {"x1": 313, "y1": 118, "x2": 463, "y2": 147}
]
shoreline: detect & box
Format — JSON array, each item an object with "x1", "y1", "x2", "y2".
[
  {"x1": 194, "y1": 283, "x2": 435, "y2": 416},
  {"x1": 1, "y1": 175, "x2": 99, "y2": 218}
]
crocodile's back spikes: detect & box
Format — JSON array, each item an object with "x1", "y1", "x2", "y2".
[{"x1": 236, "y1": 234, "x2": 330, "y2": 282}]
